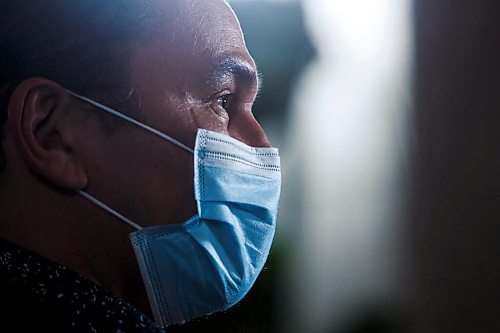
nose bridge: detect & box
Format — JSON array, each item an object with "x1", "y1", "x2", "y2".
[{"x1": 228, "y1": 111, "x2": 271, "y2": 148}]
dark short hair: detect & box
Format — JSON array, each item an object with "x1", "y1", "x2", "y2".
[{"x1": 0, "y1": 0, "x2": 160, "y2": 172}]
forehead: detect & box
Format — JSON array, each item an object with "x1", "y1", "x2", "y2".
[
  {"x1": 164, "y1": 0, "x2": 245, "y2": 51},
  {"x1": 128, "y1": 0, "x2": 253, "y2": 93}
]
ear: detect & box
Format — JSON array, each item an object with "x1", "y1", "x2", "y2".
[{"x1": 7, "y1": 77, "x2": 88, "y2": 189}]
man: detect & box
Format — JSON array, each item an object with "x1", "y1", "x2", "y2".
[{"x1": 0, "y1": 0, "x2": 281, "y2": 331}]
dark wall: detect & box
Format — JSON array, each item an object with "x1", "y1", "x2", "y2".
[
  {"x1": 408, "y1": 1, "x2": 500, "y2": 332},
  {"x1": 229, "y1": 0, "x2": 314, "y2": 145}
]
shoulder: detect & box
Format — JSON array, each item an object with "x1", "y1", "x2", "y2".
[
  {"x1": 0, "y1": 240, "x2": 164, "y2": 332},
  {"x1": 0, "y1": 270, "x2": 164, "y2": 332}
]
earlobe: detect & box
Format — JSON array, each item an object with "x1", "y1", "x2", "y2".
[{"x1": 7, "y1": 77, "x2": 88, "y2": 189}]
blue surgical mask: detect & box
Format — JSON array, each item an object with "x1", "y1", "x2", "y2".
[{"x1": 67, "y1": 91, "x2": 281, "y2": 327}]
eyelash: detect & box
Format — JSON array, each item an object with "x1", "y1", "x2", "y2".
[
  {"x1": 209, "y1": 91, "x2": 232, "y2": 119},
  {"x1": 216, "y1": 93, "x2": 231, "y2": 110}
]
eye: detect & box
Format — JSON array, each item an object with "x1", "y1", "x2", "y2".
[
  {"x1": 216, "y1": 93, "x2": 231, "y2": 110},
  {"x1": 209, "y1": 91, "x2": 232, "y2": 119}
]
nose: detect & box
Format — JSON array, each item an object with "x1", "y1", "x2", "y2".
[{"x1": 228, "y1": 111, "x2": 271, "y2": 148}]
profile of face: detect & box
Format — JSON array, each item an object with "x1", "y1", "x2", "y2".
[
  {"x1": 83, "y1": 0, "x2": 270, "y2": 228},
  {"x1": 77, "y1": 0, "x2": 271, "y2": 314},
  {"x1": 1, "y1": 0, "x2": 272, "y2": 320}
]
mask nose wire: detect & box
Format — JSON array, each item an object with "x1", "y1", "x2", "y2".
[{"x1": 66, "y1": 90, "x2": 195, "y2": 154}]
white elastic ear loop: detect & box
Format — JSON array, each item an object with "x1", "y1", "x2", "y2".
[
  {"x1": 79, "y1": 191, "x2": 144, "y2": 231},
  {"x1": 66, "y1": 90, "x2": 195, "y2": 154},
  {"x1": 67, "y1": 90, "x2": 195, "y2": 230}
]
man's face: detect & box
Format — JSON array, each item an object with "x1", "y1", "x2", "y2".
[{"x1": 79, "y1": 0, "x2": 269, "y2": 227}]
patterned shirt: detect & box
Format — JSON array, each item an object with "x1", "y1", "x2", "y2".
[{"x1": 0, "y1": 238, "x2": 165, "y2": 332}]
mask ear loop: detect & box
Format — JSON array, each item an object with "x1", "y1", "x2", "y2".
[
  {"x1": 66, "y1": 89, "x2": 195, "y2": 230},
  {"x1": 66, "y1": 90, "x2": 195, "y2": 154},
  {"x1": 79, "y1": 191, "x2": 144, "y2": 231}
]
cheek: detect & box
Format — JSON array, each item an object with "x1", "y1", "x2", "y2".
[
  {"x1": 115, "y1": 132, "x2": 197, "y2": 226},
  {"x1": 144, "y1": 147, "x2": 196, "y2": 224},
  {"x1": 188, "y1": 105, "x2": 229, "y2": 137},
  {"x1": 79, "y1": 101, "x2": 200, "y2": 226}
]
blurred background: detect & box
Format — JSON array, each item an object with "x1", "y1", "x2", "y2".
[{"x1": 171, "y1": 0, "x2": 500, "y2": 332}]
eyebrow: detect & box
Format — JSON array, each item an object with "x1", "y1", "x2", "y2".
[{"x1": 208, "y1": 56, "x2": 261, "y2": 91}]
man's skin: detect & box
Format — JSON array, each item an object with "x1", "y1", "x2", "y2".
[{"x1": 0, "y1": 0, "x2": 269, "y2": 317}]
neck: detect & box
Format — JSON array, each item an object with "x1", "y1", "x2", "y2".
[{"x1": 0, "y1": 167, "x2": 149, "y2": 314}]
